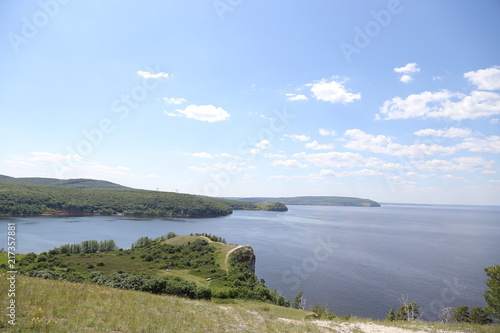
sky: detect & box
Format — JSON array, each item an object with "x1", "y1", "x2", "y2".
[{"x1": 1, "y1": 0, "x2": 500, "y2": 205}]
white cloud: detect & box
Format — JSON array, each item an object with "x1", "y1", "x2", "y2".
[
  {"x1": 256, "y1": 140, "x2": 271, "y2": 149},
  {"x1": 137, "y1": 71, "x2": 171, "y2": 79},
  {"x1": 415, "y1": 156, "x2": 494, "y2": 173},
  {"x1": 464, "y1": 66, "x2": 500, "y2": 90},
  {"x1": 285, "y1": 93, "x2": 308, "y2": 101},
  {"x1": 378, "y1": 90, "x2": 500, "y2": 120},
  {"x1": 394, "y1": 62, "x2": 420, "y2": 74},
  {"x1": 319, "y1": 169, "x2": 335, "y2": 176},
  {"x1": 271, "y1": 159, "x2": 308, "y2": 169},
  {"x1": 264, "y1": 153, "x2": 287, "y2": 159},
  {"x1": 172, "y1": 105, "x2": 230, "y2": 122},
  {"x1": 336, "y1": 169, "x2": 384, "y2": 177},
  {"x1": 394, "y1": 63, "x2": 420, "y2": 83},
  {"x1": 250, "y1": 148, "x2": 261, "y2": 155},
  {"x1": 164, "y1": 97, "x2": 187, "y2": 104},
  {"x1": 414, "y1": 127, "x2": 472, "y2": 138},
  {"x1": 343, "y1": 129, "x2": 457, "y2": 157},
  {"x1": 308, "y1": 77, "x2": 361, "y2": 104},
  {"x1": 457, "y1": 136, "x2": 500, "y2": 153},
  {"x1": 318, "y1": 129, "x2": 336, "y2": 136},
  {"x1": 305, "y1": 140, "x2": 334, "y2": 150},
  {"x1": 189, "y1": 161, "x2": 251, "y2": 173},
  {"x1": 145, "y1": 174, "x2": 161, "y2": 179},
  {"x1": 364, "y1": 160, "x2": 407, "y2": 170},
  {"x1": 399, "y1": 74, "x2": 413, "y2": 83},
  {"x1": 441, "y1": 174, "x2": 464, "y2": 180},
  {"x1": 293, "y1": 151, "x2": 366, "y2": 169},
  {"x1": 284, "y1": 134, "x2": 311, "y2": 142},
  {"x1": 184, "y1": 152, "x2": 213, "y2": 158}
]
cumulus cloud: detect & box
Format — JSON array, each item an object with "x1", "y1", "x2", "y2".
[
  {"x1": 256, "y1": 140, "x2": 271, "y2": 149},
  {"x1": 464, "y1": 66, "x2": 500, "y2": 90},
  {"x1": 284, "y1": 134, "x2": 311, "y2": 142},
  {"x1": 264, "y1": 153, "x2": 287, "y2": 159},
  {"x1": 293, "y1": 151, "x2": 366, "y2": 169},
  {"x1": 164, "y1": 97, "x2": 187, "y2": 104},
  {"x1": 414, "y1": 127, "x2": 472, "y2": 138},
  {"x1": 308, "y1": 77, "x2": 361, "y2": 104},
  {"x1": 319, "y1": 129, "x2": 336, "y2": 136},
  {"x1": 137, "y1": 71, "x2": 171, "y2": 79},
  {"x1": 343, "y1": 129, "x2": 457, "y2": 157},
  {"x1": 399, "y1": 74, "x2": 413, "y2": 83},
  {"x1": 457, "y1": 136, "x2": 500, "y2": 153},
  {"x1": 271, "y1": 159, "x2": 308, "y2": 168},
  {"x1": 415, "y1": 157, "x2": 494, "y2": 173},
  {"x1": 394, "y1": 62, "x2": 420, "y2": 74},
  {"x1": 305, "y1": 140, "x2": 334, "y2": 150},
  {"x1": 378, "y1": 90, "x2": 500, "y2": 120},
  {"x1": 184, "y1": 152, "x2": 213, "y2": 158},
  {"x1": 394, "y1": 62, "x2": 420, "y2": 83},
  {"x1": 285, "y1": 93, "x2": 308, "y2": 101},
  {"x1": 189, "y1": 161, "x2": 252, "y2": 173},
  {"x1": 170, "y1": 105, "x2": 230, "y2": 122}
]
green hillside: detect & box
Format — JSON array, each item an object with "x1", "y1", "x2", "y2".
[
  {"x1": 228, "y1": 196, "x2": 381, "y2": 207},
  {"x1": 0, "y1": 181, "x2": 232, "y2": 217},
  {"x1": 0, "y1": 176, "x2": 288, "y2": 217},
  {"x1": 0, "y1": 174, "x2": 128, "y2": 189},
  {"x1": 2, "y1": 233, "x2": 289, "y2": 307}
]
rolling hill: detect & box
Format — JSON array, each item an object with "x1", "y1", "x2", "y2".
[
  {"x1": 0, "y1": 175, "x2": 287, "y2": 216},
  {"x1": 227, "y1": 196, "x2": 381, "y2": 207}
]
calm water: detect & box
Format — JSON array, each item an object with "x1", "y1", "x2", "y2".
[{"x1": 1, "y1": 204, "x2": 499, "y2": 320}]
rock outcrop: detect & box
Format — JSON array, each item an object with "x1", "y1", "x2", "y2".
[{"x1": 229, "y1": 245, "x2": 256, "y2": 272}]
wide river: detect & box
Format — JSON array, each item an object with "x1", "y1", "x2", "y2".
[{"x1": 2, "y1": 204, "x2": 499, "y2": 320}]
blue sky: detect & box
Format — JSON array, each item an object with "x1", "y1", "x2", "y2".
[{"x1": 1, "y1": 0, "x2": 500, "y2": 205}]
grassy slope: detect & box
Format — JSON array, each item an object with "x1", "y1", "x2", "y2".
[
  {"x1": 0, "y1": 274, "x2": 323, "y2": 333},
  {"x1": 1, "y1": 275, "x2": 496, "y2": 333}
]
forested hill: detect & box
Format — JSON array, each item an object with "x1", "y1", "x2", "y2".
[
  {"x1": 0, "y1": 176, "x2": 287, "y2": 216},
  {"x1": 0, "y1": 174, "x2": 128, "y2": 189},
  {"x1": 227, "y1": 196, "x2": 381, "y2": 207},
  {"x1": 0, "y1": 181, "x2": 233, "y2": 217}
]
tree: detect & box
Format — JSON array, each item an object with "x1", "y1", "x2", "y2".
[
  {"x1": 293, "y1": 291, "x2": 306, "y2": 310},
  {"x1": 385, "y1": 308, "x2": 396, "y2": 321},
  {"x1": 469, "y1": 307, "x2": 493, "y2": 325},
  {"x1": 484, "y1": 265, "x2": 500, "y2": 320},
  {"x1": 452, "y1": 305, "x2": 470, "y2": 323},
  {"x1": 396, "y1": 295, "x2": 420, "y2": 321},
  {"x1": 311, "y1": 305, "x2": 328, "y2": 318},
  {"x1": 438, "y1": 307, "x2": 454, "y2": 323}
]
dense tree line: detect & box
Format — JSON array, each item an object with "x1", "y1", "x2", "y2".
[
  {"x1": 49, "y1": 239, "x2": 118, "y2": 254},
  {"x1": 0, "y1": 181, "x2": 233, "y2": 217},
  {"x1": 189, "y1": 233, "x2": 226, "y2": 244}
]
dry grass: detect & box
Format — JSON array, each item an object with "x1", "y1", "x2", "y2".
[{"x1": 0, "y1": 274, "x2": 325, "y2": 332}]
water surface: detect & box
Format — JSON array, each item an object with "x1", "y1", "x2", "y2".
[{"x1": 2, "y1": 204, "x2": 499, "y2": 320}]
